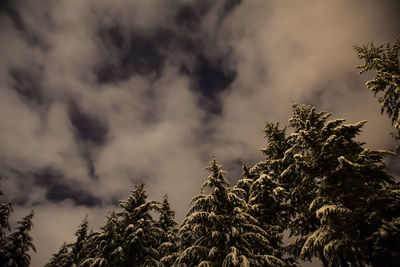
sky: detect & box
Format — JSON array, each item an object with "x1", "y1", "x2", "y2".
[{"x1": 0, "y1": 0, "x2": 399, "y2": 266}]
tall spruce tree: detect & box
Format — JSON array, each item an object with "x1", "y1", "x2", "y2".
[
  {"x1": 235, "y1": 122, "x2": 294, "y2": 253},
  {"x1": 243, "y1": 117, "x2": 321, "y2": 264},
  {"x1": 0, "y1": 179, "x2": 36, "y2": 267},
  {"x1": 235, "y1": 169, "x2": 293, "y2": 264},
  {"x1": 0, "y1": 181, "x2": 13, "y2": 265},
  {"x1": 0, "y1": 184, "x2": 12, "y2": 239},
  {"x1": 3, "y1": 211, "x2": 36, "y2": 267},
  {"x1": 116, "y1": 182, "x2": 161, "y2": 266},
  {"x1": 70, "y1": 217, "x2": 89, "y2": 266},
  {"x1": 47, "y1": 216, "x2": 90, "y2": 267},
  {"x1": 355, "y1": 36, "x2": 400, "y2": 143},
  {"x1": 50, "y1": 183, "x2": 162, "y2": 267},
  {"x1": 45, "y1": 242, "x2": 71, "y2": 267},
  {"x1": 278, "y1": 104, "x2": 397, "y2": 266},
  {"x1": 158, "y1": 194, "x2": 179, "y2": 266},
  {"x1": 80, "y1": 212, "x2": 121, "y2": 267},
  {"x1": 175, "y1": 158, "x2": 286, "y2": 266},
  {"x1": 365, "y1": 181, "x2": 400, "y2": 266}
]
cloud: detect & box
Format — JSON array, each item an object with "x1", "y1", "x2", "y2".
[{"x1": 0, "y1": 0, "x2": 399, "y2": 266}]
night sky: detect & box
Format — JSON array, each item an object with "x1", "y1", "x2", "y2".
[{"x1": 0, "y1": 1, "x2": 399, "y2": 266}]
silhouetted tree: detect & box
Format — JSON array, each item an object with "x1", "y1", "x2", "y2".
[
  {"x1": 176, "y1": 158, "x2": 286, "y2": 266},
  {"x1": 4, "y1": 211, "x2": 36, "y2": 267},
  {"x1": 0, "y1": 179, "x2": 35, "y2": 267},
  {"x1": 355, "y1": 36, "x2": 400, "y2": 145},
  {"x1": 271, "y1": 104, "x2": 397, "y2": 266},
  {"x1": 157, "y1": 194, "x2": 179, "y2": 266},
  {"x1": 80, "y1": 183, "x2": 161, "y2": 267},
  {"x1": 45, "y1": 243, "x2": 70, "y2": 267}
]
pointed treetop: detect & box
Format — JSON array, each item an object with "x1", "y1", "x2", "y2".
[
  {"x1": 159, "y1": 193, "x2": 177, "y2": 230},
  {"x1": 201, "y1": 157, "x2": 229, "y2": 192},
  {"x1": 290, "y1": 103, "x2": 331, "y2": 131},
  {"x1": 16, "y1": 210, "x2": 35, "y2": 235},
  {"x1": 119, "y1": 182, "x2": 149, "y2": 214}
]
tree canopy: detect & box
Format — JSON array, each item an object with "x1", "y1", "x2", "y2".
[
  {"x1": 0, "y1": 179, "x2": 36, "y2": 267},
  {"x1": 355, "y1": 36, "x2": 400, "y2": 143}
]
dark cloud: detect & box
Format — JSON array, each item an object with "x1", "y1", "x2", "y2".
[
  {"x1": 9, "y1": 67, "x2": 47, "y2": 106},
  {"x1": 68, "y1": 101, "x2": 108, "y2": 180},
  {"x1": 220, "y1": 0, "x2": 242, "y2": 18},
  {"x1": 175, "y1": 4, "x2": 203, "y2": 31},
  {"x1": 0, "y1": 0, "x2": 50, "y2": 50},
  {"x1": 85, "y1": 153, "x2": 98, "y2": 180},
  {"x1": 95, "y1": 25, "x2": 165, "y2": 83},
  {"x1": 68, "y1": 102, "x2": 108, "y2": 146},
  {"x1": 34, "y1": 168, "x2": 102, "y2": 207},
  {"x1": 190, "y1": 54, "x2": 236, "y2": 113},
  {"x1": 173, "y1": 0, "x2": 242, "y2": 30},
  {"x1": 2, "y1": 168, "x2": 101, "y2": 207},
  {"x1": 94, "y1": 0, "x2": 238, "y2": 115},
  {"x1": 0, "y1": 0, "x2": 25, "y2": 32}
]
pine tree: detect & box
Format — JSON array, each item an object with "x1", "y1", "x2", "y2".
[
  {"x1": 82, "y1": 183, "x2": 161, "y2": 267},
  {"x1": 3, "y1": 211, "x2": 36, "y2": 267},
  {"x1": 238, "y1": 118, "x2": 319, "y2": 265},
  {"x1": 157, "y1": 194, "x2": 179, "y2": 266},
  {"x1": 175, "y1": 158, "x2": 286, "y2": 266},
  {"x1": 45, "y1": 242, "x2": 71, "y2": 267},
  {"x1": 280, "y1": 104, "x2": 396, "y2": 266},
  {"x1": 69, "y1": 216, "x2": 89, "y2": 266},
  {"x1": 235, "y1": 168, "x2": 292, "y2": 265},
  {"x1": 46, "y1": 217, "x2": 93, "y2": 267},
  {"x1": 0, "y1": 181, "x2": 13, "y2": 265},
  {"x1": 80, "y1": 212, "x2": 121, "y2": 267},
  {"x1": 282, "y1": 105, "x2": 335, "y2": 266},
  {"x1": 234, "y1": 122, "x2": 303, "y2": 266},
  {"x1": 0, "y1": 183, "x2": 12, "y2": 238},
  {"x1": 116, "y1": 182, "x2": 161, "y2": 266},
  {"x1": 0, "y1": 179, "x2": 36, "y2": 267},
  {"x1": 51, "y1": 183, "x2": 162, "y2": 267},
  {"x1": 355, "y1": 36, "x2": 400, "y2": 143},
  {"x1": 365, "y1": 182, "x2": 400, "y2": 266},
  {"x1": 240, "y1": 122, "x2": 295, "y2": 234}
]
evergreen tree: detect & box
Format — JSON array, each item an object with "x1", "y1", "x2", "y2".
[
  {"x1": 0, "y1": 183, "x2": 12, "y2": 238},
  {"x1": 279, "y1": 104, "x2": 396, "y2": 266},
  {"x1": 80, "y1": 212, "x2": 121, "y2": 267},
  {"x1": 46, "y1": 217, "x2": 93, "y2": 267},
  {"x1": 51, "y1": 183, "x2": 162, "y2": 267},
  {"x1": 355, "y1": 36, "x2": 400, "y2": 143},
  {"x1": 241, "y1": 118, "x2": 320, "y2": 264},
  {"x1": 0, "y1": 179, "x2": 36, "y2": 267},
  {"x1": 0, "y1": 180, "x2": 13, "y2": 265},
  {"x1": 236, "y1": 122, "x2": 294, "y2": 245},
  {"x1": 235, "y1": 168, "x2": 292, "y2": 265},
  {"x1": 45, "y1": 242, "x2": 71, "y2": 267},
  {"x1": 116, "y1": 183, "x2": 161, "y2": 266},
  {"x1": 158, "y1": 194, "x2": 179, "y2": 266},
  {"x1": 365, "y1": 182, "x2": 400, "y2": 266},
  {"x1": 3, "y1": 211, "x2": 36, "y2": 267},
  {"x1": 69, "y1": 216, "x2": 89, "y2": 266},
  {"x1": 81, "y1": 183, "x2": 161, "y2": 267},
  {"x1": 175, "y1": 158, "x2": 286, "y2": 266},
  {"x1": 283, "y1": 105, "x2": 335, "y2": 266}
]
